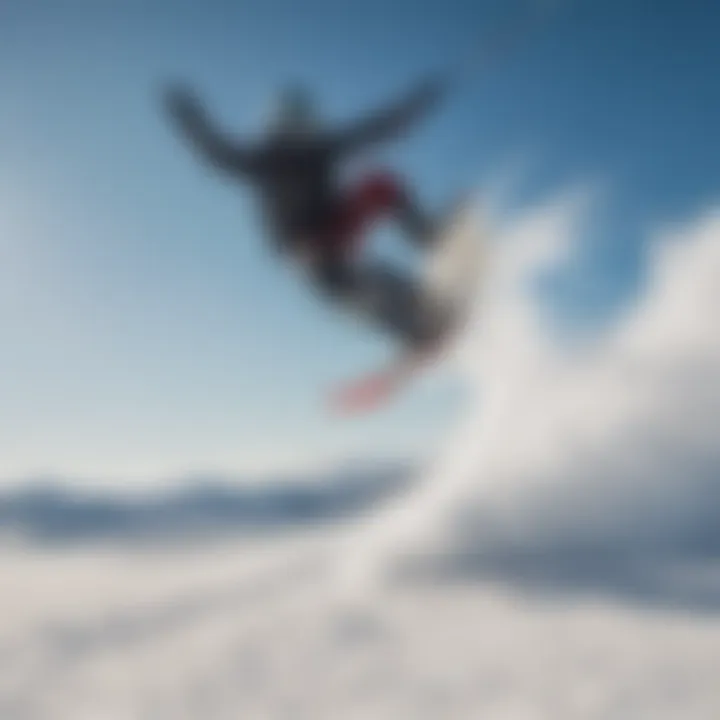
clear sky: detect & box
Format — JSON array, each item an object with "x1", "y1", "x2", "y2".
[{"x1": 0, "y1": 0, "x2": 718, "y2": 482}]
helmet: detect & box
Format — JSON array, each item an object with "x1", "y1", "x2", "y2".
[{"x1": 266, "y1": 83, "x2": 320, "y2": 137}]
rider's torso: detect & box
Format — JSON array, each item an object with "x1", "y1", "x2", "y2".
[{"x1": 250, "y1": 137, "x2": 342, "y2": 247}]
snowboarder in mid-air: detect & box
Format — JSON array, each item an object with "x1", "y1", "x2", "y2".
[{"x1": 162, "y1": 78, "x2": 455, "y2": 354}]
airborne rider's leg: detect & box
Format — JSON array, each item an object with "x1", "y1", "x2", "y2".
[
  {"x1": 348, "y1": 171, "x2": 438, "y2": 251},
  {"x1": 310, "y1": 257, "x2": 449, "y2": 350}
]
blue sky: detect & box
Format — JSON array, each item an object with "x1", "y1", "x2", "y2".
[{"x1": 0, "y1": 0, "x2": 718, "y2": 481}]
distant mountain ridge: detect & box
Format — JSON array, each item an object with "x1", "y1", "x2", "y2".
[{"x1": 0, "y1": 459, "x2": 416, "y2": 544}]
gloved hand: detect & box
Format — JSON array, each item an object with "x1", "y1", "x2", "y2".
[
  {"x1": 162, "y1": 83, "x2": 205, "y2": 126},
  {"x1": 413, "y1": 73, "x2": 452, "y2": 108}
]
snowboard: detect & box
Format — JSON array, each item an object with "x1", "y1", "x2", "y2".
[{"x1": 330, "y1": 197, "x2": 487, "y2": 416}]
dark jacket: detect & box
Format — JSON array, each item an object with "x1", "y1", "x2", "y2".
[{"x1": 163, "y1": 79, "x2": 445, "y2": 255}]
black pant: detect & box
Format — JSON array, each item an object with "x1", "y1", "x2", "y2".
[
  {"x1": 309, "y1": 255, "x2": 448, "y2": 350},
  {"x1": 302, "y1": 182, "x2": 448, "y2": 349}
]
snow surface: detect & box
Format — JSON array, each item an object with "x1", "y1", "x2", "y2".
[{"x1": 2, "y1": 194, "x2": 720, "y2": 719}]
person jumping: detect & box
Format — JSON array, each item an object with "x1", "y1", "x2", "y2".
[{"x1": 161, "y1": 77, "x2": 453, "y2": 352}]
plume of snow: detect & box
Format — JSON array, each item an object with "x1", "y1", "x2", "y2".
[{"x1": 339, "y1": 190, "x2": 720, "y2": 598}]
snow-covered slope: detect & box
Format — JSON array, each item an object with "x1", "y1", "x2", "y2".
[{"x1": 3, "y1": 196, "x2": 720, "y2": 719}]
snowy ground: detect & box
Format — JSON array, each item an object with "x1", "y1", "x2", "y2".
[
  {"x1": 2, "y1": 534, "x2": 720, "y2": 719},
  {"x1": 3, "y1": 197, "x2": 719, "y2": 719}
]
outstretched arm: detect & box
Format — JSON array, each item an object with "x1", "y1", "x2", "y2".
[
  {"x1": 162, "y1": 85, "x2": 254, "y2": 175},
  {"x1": 334, "y1": 76, "x2": 449, "y2": 155}
]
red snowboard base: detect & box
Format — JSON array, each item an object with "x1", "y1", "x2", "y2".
[{"x1": 329, "y1": 347, "x2": 439, "y2": 416}]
